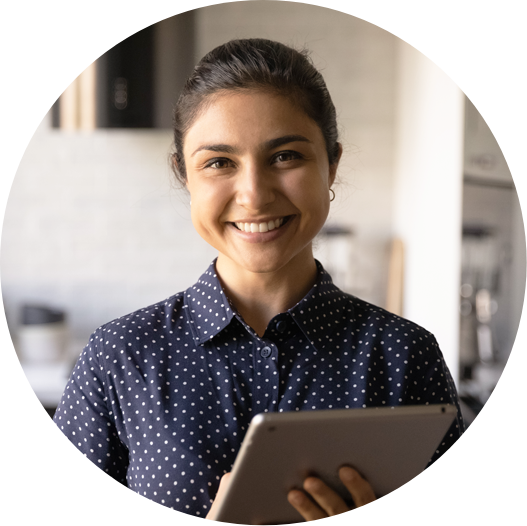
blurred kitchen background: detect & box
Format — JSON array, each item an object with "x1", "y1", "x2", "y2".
[{"x1": 1, "y1": 2, "x2": 525, "y2": 426}]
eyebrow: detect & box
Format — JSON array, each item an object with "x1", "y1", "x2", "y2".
[
  {"x1": 265, "y1": 134, "x2": 311, "y2": 150},
  {"x1": 190, "y1": 134, "x2": 311, "y2": 157}
]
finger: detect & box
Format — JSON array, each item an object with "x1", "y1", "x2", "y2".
[
  {"x1": 303, "y1": 476, "x2": 350, "y2": 516},
  {"x1": 287, "y1": 489, "x2": 327, "y2": 521},
  {"x1": 338, "y1": 466, "x2": 376, "y2": 507}
]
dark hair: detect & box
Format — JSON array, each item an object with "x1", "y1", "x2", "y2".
[{"x1": 172, "y1": 38, "x2": 340, "y2": 184}]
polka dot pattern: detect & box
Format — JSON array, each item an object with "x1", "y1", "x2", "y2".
[{"x1": 53, "y1": 259, "x2": 464, "y2": 516}]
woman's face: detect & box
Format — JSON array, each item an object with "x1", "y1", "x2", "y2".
[{"x1": 183, "y1": 90, "x2": 339, "y2": 276}]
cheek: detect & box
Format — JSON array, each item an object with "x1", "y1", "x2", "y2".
[
  {"x1": 313, "y1": 200, "x2": 331, "y2": 229},
  {"x1": 307, "y1": 178, "x2": 331, "y2": 227},
  {"x1": 189, "y1": 202, "x2": 218, "y2": 246},
  {"x1": 313, "y1": 170, "x2": 332, "y2": 218},
  {"x1": 289, "y1": 169, "x2": 331, "y2": 211},
  {"x1": 188, "y1": 180, "x2": 231, "y2": 229}
]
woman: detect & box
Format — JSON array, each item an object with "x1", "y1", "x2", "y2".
[{"x1": 53, "y1": 38, "x2": 463, "y2": 521}]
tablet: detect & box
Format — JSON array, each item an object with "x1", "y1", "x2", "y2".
[{"x1": 210, "y1": 404, "x2": 456, "y2": 524}]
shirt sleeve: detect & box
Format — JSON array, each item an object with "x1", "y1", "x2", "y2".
[
  {"x1": 406, "y1": 335, "x2": 465, "y2": 465},
  {"x1": 53, "y1": 330, "x2": 129, "y2": 484}
]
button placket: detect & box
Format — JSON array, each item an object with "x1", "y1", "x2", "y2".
[{"x1": 252, "y1": 340, "x2": 280, "y2": 413}]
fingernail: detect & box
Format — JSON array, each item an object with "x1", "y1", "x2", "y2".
[
  {"x1": 340, "y1": 466, "x2": 356, "y2": 482},
  {"x1": 304, "y1": 477, "x2": 323, "y2": 492},
  {"x1": 288, "y1": 490, "x2": 304, "y2": 505}
]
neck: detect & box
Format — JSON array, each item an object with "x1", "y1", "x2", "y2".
[{"x1": 215, "y1": 249, "x2": 318, "y2": 337}]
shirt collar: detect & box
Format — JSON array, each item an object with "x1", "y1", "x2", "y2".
[
  {"x1": 288, "y1": 261, "x2": 352, "y2": 351},
  {"x1": 184, "y1": 259, "x2": 235, "y2": 346},
  {"x1": 184, "y1": 259, "x2": 351, "y2": 349}
]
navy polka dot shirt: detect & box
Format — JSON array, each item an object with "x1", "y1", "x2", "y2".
[{"x1": 53, "y1": 260, "x2": 464, "y2": 517}]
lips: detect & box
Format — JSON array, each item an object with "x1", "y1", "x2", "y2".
[{"x1": 233, "y1": 216, "x2": 291, "y2": 233}]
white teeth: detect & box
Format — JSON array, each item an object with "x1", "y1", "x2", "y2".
[{"x1": 234, "y1": 218, "x2": 285, "y2": 233}]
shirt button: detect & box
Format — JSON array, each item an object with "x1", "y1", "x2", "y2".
[
  {"x1": 260, "y1": 346, "x2": 272, "y2": 358},
  {"x1": 276, "y1": 321, "x2": 287, "y2": 333}
]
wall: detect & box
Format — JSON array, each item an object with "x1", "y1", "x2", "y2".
[{"x1": 392, "y1": 40, "x2": 464, "y2": 380}]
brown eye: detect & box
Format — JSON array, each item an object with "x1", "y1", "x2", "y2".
[
  {"x1": 206, "y1": 158, "x2": 231, "y2": 169},
  {"x1": 273, "y1": 151, "x2": 301, "y2": 164}
]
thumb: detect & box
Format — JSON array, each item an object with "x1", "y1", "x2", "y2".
[{"x1": 206, "y1": 472, "x2": 232, "y2": 520}]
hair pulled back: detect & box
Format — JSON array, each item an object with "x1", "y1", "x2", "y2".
[{"x1": 172, "y1": 38, "x2": 340, "y2": 184}]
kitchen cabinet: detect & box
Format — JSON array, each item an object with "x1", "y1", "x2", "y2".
[{"x1": 52, "y1": 11, "x2": 196, "y2": 129}]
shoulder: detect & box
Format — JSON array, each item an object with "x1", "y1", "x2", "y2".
[
  {"x1": 311, "y1": 262, "x2": 437, "y2": 347},
  {"x1": 337, "y1": 294, "x2": 456, "y2": 395},
  {"x1": 342, "y1": 292, "x2": 437, "y2": 345},
  {"x1": 89, "y1": 290, "x2": 189, "y2": 350}
]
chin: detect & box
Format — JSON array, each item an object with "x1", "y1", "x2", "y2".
[{"x1": 220, "y1": 248, "x2": 287, "y2": 274}]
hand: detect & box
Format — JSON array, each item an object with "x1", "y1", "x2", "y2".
[
  {"x1": 206, "y1": 472, "x2": 232, "y2": 520},
  {"x1": 287, "y1": 466, "x2": 376, "y2": 521}
]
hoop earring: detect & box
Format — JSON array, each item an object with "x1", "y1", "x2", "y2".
[{"x1": 329, "y1": 188, "x2": 335, "y2": 202}]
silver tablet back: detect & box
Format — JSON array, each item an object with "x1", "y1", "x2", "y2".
[{"x1": 212, "y1": 404, "x2": 456, "y2": 524}]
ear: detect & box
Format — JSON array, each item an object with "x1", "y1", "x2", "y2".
[{"x1": 328, "y1": 142, "x2": 343, "y2": 187}]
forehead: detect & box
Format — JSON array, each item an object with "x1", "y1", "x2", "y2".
[{"x1": 183, "y1": 91, "x2": 323, "y2": 153}]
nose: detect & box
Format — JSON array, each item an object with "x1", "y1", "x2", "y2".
[{"x1": 235, "y1": 162, "x2": 276, "y2": 211}]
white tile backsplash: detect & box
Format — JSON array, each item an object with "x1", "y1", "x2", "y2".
[{"x1": 2, "y1": 121, "x2": 217, "y2": 352}]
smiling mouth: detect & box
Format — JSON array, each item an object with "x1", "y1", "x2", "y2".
[{"x1": 233, "y1": 216, "x2": 293, "y2": 233}]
